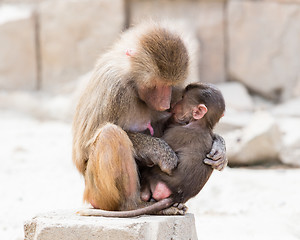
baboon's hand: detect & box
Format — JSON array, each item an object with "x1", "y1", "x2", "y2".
[
  {"x1": 158, "y1": 203, "x2": 187, "y2": 215},
  {"x1": 204, "y1": 134, "x2": 228, "y2": 171},
  {"x1": 127, "y1": 132, "x2": 178, "y2": 175}
]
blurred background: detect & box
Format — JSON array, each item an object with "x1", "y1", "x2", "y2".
[{"x1": 0, "y1": 0, "x2": 300, "y2": 239}]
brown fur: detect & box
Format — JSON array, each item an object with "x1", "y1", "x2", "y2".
[
  {"x1": 78, "y1": 83, "x2": 225, "y2": 217},
  {"x1": 132, "y1": 27, "x2": 189, "y2": 86},
  {"x1": 83, "y1": 123, "x2": 139, "y2": 210},
  {"x1": 72, "y1": 22, "x2": 190, "y2": 211}
]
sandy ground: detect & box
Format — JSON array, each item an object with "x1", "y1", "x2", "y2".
[{"x1": 0, "y1": 110, "x2": 299, "y2": 240}]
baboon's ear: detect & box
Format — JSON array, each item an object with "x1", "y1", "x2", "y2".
[
  {"x1": 192, "y1": 104, "x2": 207, "y2": 120},
  {"x1": 125, "y1": 49, "x2": 136, "y2": 56}
]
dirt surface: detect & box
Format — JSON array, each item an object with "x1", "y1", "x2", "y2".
[{"x1": 0, "y1": 110, "x2": 299, "y2": 240}]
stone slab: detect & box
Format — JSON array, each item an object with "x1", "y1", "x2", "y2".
[{"x1": 24, "y1": 210, "x2": 198, "y2": 240}]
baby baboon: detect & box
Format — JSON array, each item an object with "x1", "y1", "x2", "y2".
[{"x1": 140, "y1": 83, "x2": 226, "y2": 204}]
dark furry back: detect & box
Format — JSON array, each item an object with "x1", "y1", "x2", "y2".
[{"x1": 143, "y1": 124, "x2": 214, "y2": 203}]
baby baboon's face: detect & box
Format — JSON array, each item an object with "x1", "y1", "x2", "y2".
[{"x1": 170, "y1": 95, "x2": 193, "y2": 125}]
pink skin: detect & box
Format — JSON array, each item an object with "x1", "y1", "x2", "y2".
[
  {"x1": 140, "y1": 187, "x2": 151, "y2": 202},
  {"x1": 147, "y1": 122, "x2": 154, "y2": 136},
  {"x1": 141, "y1": 181, "x2": 172, "y2": 202},
  {"x1": 152, "y1": 182, "x2": 172, "y2": 201},
  {"x1": 128, "y1": 121, "x2": 154, "y2": 134}
]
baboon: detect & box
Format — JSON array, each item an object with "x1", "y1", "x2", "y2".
[
  {"x1": 73, "y1": 22, "x2": 227, "y2": 213},
  {"x1": 78, "y1": 83, "x2": 225, "y2": 217}
]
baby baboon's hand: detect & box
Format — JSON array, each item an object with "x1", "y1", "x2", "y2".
[{"x1": 204, "y1": 134, "x2": 227, "y2": 171}]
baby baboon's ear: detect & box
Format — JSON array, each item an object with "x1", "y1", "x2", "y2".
[{"x1": 192, "y1": 104, "x2": 207, "y2": 120}]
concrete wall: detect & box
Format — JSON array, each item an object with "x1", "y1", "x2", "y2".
[{"x1": 1, "y1": 0, "x2": 299, "y2": 100}]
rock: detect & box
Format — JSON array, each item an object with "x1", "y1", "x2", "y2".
[
  {"x1": 0, "y1": 4, "x2": 37, "y2": 90},
  {"x1": 225, "y1": 111, "x2": 281, "y2": 165},
  {"x1": 271, "y1": 102, "x2": 300, "y2": 166},
  {"x1": 24, "y1": 211, "x2": 198, "y2": 240},
  {"x1": 0, "y1": 72, "x2": 90, "y2": 122},
  {"x1": 215, "y1": 110, "x2": 253, "y2": 135},
  {"x1": 252, "y1": 94, "x2": 275, "y2": 111},
  {"x1": 214, "y1": 82, "x2": 254, "y2": 134},
  {"x1": 39, "y1": 0, "x2": 124, "y2": 91},
  {"x1": 129, "y1": 0, "x2": 226, "y2": 83},
  {"x1": 272, "y1": 97, "x2": 300, "y2": 117},
  {"x1": 276, "y1": 117, "x2": 300, "y2": 167},
  {"x1": 228, "y1": 0, "x2": 300, "y2": 100},
  {"x1": 0, "y1": 90, "x2": 73, "y2": 122},
  {"x1": 217, "y1": 82, "x2": 254, "y2": 111}
]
